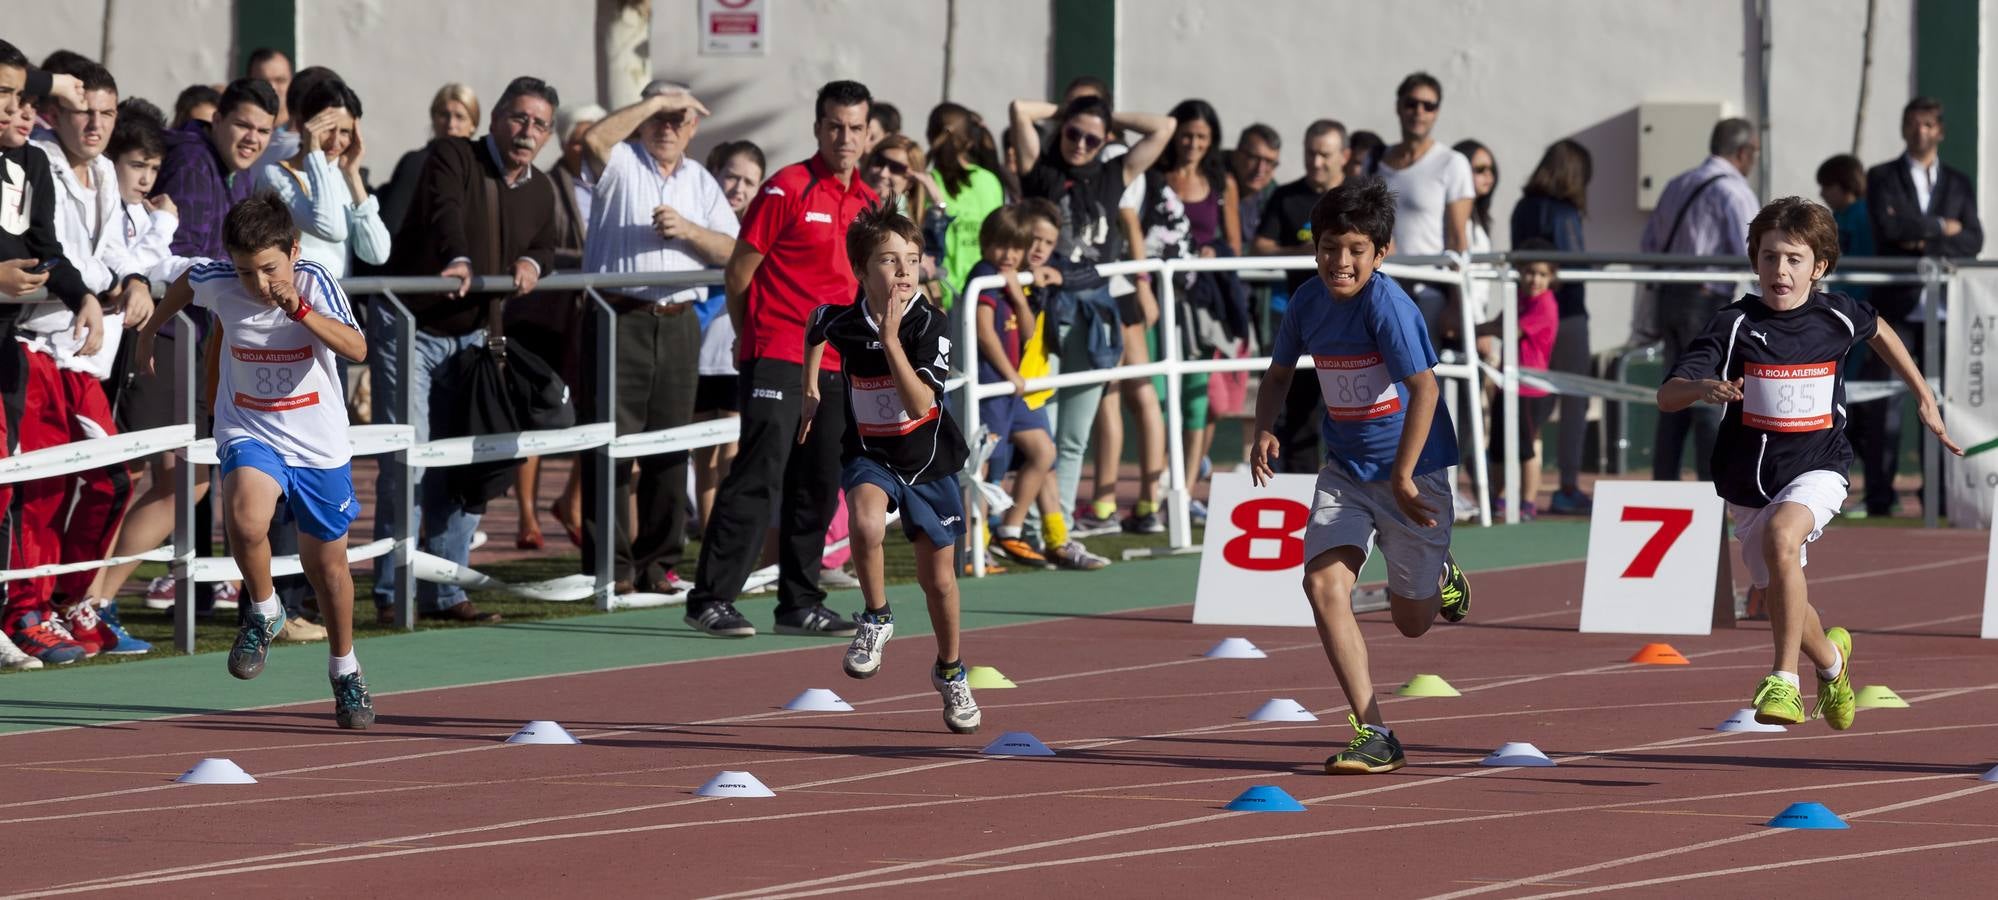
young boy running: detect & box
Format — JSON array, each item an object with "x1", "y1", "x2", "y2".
[
  {"x1": 1658, "y1": 196, "x2": 1959, "y2": 728},
  {"x1": 802, "y1": 203, "x2": 981, "y2": 734},
  {"x1": 1249, "y1": 178, "x2": 1471, "y2": 775},
  {"x1": 138, "y1": 194, "x2": 374, "y2": 729}
]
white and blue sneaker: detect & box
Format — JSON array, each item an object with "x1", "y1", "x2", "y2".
[
  {"x1": 96, "y1": 600, "x2": 152, "y2": 655},
  {"x1": 843, "y1": 612, "x2": 894, "y2": 679},
  {"x1": 931, "y1": 665, "x2": 982, "y2": 734}
]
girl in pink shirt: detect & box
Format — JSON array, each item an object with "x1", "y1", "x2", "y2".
[{"x1": 1478, "y1": 246, "x2": 1561, "y2": 518}]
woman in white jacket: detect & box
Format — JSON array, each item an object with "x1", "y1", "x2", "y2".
[{"x1": 257, "y1": 73, "x2": 389, "y2": 277}]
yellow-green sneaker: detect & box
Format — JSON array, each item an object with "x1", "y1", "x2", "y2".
[
  {"x1": 1814, "y1": 627, "x2": 1856, "y2": 730},
  {"x1": 1752, "y1": 674, "x2": 1805, "y2": 726},
  {"x1": 1438, "y1": 557, "x2": 1471, "y2": 623}
]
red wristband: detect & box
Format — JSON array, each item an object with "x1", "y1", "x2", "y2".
[{"x1": 288, "y1": 300, "x2": 311, "y2": 321}]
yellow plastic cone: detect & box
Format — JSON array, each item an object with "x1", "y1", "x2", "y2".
[
  {"x1": 966, "y1": 666, "x2": 1016, "y2": 689},
  {"x1": 1395, "y1": 674, "x2": 1460, "y2": 697},
  {"x1": 1854, "y1": 685, "x2": 1908, "y2": 708}
]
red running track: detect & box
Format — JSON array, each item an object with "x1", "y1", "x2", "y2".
[{"x1": 1, "y1": 528, "x2": 1993, "y2": 898}]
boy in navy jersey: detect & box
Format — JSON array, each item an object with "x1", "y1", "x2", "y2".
[
  {"x1": 1659, "y1": 196, "x2": 1960, "y2": 728},
  {"x1": 802, "y1": 203, "x2": 979, "y2": 734},
  {"x1": 1249, "y1": 179, "x2": 1472, "y2": 774}
]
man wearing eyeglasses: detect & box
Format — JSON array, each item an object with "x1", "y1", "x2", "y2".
[
  {"x1": 1229, "y1": 124, "x2": 1282, "y2": 245},
  {"x1": 576, "y1": 80, "x2": 737, "y2": 596},
  {"x1": 377, "y1": 75, "x2": 560, "y2": 625}
]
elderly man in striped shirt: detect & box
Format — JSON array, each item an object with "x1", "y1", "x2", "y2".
[{"x1": 577, "y1": 79, "x2": 736, "y2": 595}]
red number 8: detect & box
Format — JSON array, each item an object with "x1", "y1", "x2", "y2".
[{"x1": 1221, "y1": 497, "x2": 1309, "y2": 571}]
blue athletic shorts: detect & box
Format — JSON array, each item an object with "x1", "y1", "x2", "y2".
[
  {"x1": 219, "y1": 438, "x2": 361, "y2": 542},
  {"x1": 842, "y1": 456, "x2": 966, "y2": 548},
  {"x1": 979, "y1": 394, "x2": 1049, "y2": 480}
]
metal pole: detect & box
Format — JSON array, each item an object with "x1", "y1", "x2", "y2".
[
  {"x1": 1160, "y1": 262, "x2": 1192, "y2": 548},
  {"x1": 1455, "y1": 258, "x2": 1492, "y2": 527},
  {"x1": 170, "y1": 312, "x2": 197, "y2": 654},
  {"x1": 587, "y1": 289, "x2": 618, "y2": 608},
  {"x1": 1921, "y1": 260, "x2": 1942, "y2": 529},
  {"x1": 960, "y1": 276, "x2": 988, "y2": 578},
  {"x1": 1499, "y1": 268, "x2": 1521, "y2": 525},
  {"x1": 380, "y1": 291, "x2": 418, "y2": 630}
]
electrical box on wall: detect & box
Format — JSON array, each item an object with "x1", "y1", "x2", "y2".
[{"x1": 1637, "y1": 102, "x2": 1727, "y2": 211}]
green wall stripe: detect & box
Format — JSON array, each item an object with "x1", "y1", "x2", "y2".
[
  {"x1": 1051, "y1": 0, "x2": 1116, "y2": 101},
  {"x1": 233, "y1": 0, "x2": 297, "y2": 79},
  {"x1": 1915, "y1": 0, "x2": 1979, "y2": 183}
]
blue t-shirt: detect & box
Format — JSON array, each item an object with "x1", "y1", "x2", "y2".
[
  {"x1": 1270, "y1": 271, "x2": 1458, "y2": 481},
  {"x1": 964, "y1": 259, "x2": 1028, "y2": 386}
]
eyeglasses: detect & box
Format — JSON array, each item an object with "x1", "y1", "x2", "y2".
[
  {"x1": 1472, "y1": 164, "x2": 1494, "y2": 175},
  {"x1": 869, "y1": 156, "x2": 909, "y2": 176},
  {"x1": 1241, "y1": 153, "x2": 1280, "y2": 170},
  {"x1": 504, "y1": 112, "x2": 552, "y2": 135},
  {"x1": 1399, "y1": 98, "x2": 1440, "y2": 113},
  {"x1": 1063, "y1": 126, "x2": 1106, "y2": 151}
]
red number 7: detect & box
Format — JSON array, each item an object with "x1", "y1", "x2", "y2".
[{"x1": 1620, "y1": 506, "x2": 1693, "y2": 578}]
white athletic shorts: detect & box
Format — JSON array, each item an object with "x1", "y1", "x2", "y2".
[
  {"x1": 1728, "y1": 469, "x2": 1847, "y2": 589},
  {"x1": 1304, "y1": 463, "x2": 1453, "y2": 599}
]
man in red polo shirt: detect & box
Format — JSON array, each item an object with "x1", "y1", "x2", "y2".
[{"x1": 685, "y1": 80, "x2": 878, "y2": 637}]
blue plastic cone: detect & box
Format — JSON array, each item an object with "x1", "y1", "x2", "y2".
[
  {"x1": 1225, "y1": 785, "x2": 1306, "y2": 812},
  {"x1": 1766, "y1": 802, "x2": 1848, "y2": 829}
]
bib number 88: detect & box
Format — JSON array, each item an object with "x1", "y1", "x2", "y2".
[{"x1": 254, "y1": 367, "x2": 297, "y2": 395}]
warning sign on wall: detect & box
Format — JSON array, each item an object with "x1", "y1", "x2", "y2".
[{"x1": 700, "y1": 0, "x2": 767, "y2": 56}]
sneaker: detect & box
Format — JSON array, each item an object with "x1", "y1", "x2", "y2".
[
  {"x1": 774, "y1": 604, "x2": 859, "y2": 637},
  {"x1": 992, "y1": 535, "x2": 1052, "y2": 569},
  {"x1": 843, "y1": 613, "x2": 894, "y2": 679},
  {"x1": 1814, "y1": 627, "x2": 1857, "y2": 730},
  {"x1": 212, "y1": 582, "x2": 241, "y2": 611},
  {"x1": 1453, "y1": 490, "x2": 1481, "y2": 522},
  {"x1": 0, "y1": 629, "x2": 44, "y2": 670},
  {"x1": 1548, "y1": 487, "x2": 1593, "y2": 516},
  {"x1": 684, "y1": 601, "x2": 757, "y2": 637},
  {"x1": 143, "y1": 575, "x2": 177, "y2": 610},
  {"x1": 931, "y1": 665, "x2": 982, "y2": 734},
  {"x1": 1438, "y1": 556, "x2": 1472, "y2": 623},
  {"x1": 1327, "y1": 714, "x2": 1405, "y2": 774},
  {"x1": 227, "y1": 606, "x2": 285, "y2": 680},
  {"x1": 1188, "y1": 499, "x2": 1208, "y2": 528},
  {"x1": 1122, "y1": 512, "x2": 1164, "y2": 535},
  {"x1": 279, "y1": 616, "x2": 329, "y2": 643},
  {"x1": 1752, "y1": 674, "x2": 1806, "y2": 726},
  {"x1": 331, "y1": 670, "x2": 375, "y2": 729},
  {"x1": 94, "y1": 600, "x2": 152, "y2": 655},
  {"x1": 469, "y1": 530, "x2": 490, "y2": 551},
  {"x1": 1519, "y1": 501, "x2": 1539, "y2": 521},
  {"x1": 9, "y1": 613, "x2": 85, "y2": 665},
  {"x1": 660, "y1": 569, "x2": 695, "y2": 593},
  {"x1": 58, "y1": 602, "x2": 112, "y2": 658},
  {"x1": 1070, "y1": 511, "x2": 1121, "y2": 538},
  {"x1": 1048, "y1": 539, "x2": 1112, "y2": 571},
  {"x1": 817, "y1": 566, "x2": 861, "y2": 590},
  {"x1": 963, "y1": 554, "x2": 1008, "y2": 576}
]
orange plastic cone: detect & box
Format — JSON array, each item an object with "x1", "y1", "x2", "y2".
[{"x1": 1629, "y1": 643, "x2": 1690, "y2": 665}]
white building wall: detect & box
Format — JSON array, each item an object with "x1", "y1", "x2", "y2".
[{"x1": 8, "y1": 0, "x2": 233, "y2": 117}]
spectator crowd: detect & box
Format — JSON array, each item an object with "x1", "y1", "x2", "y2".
[{"x1": 0, "y1": 37, "x2": 1982, "y2": 667}]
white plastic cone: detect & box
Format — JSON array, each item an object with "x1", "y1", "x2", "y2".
[
  {"x1": 176, "y1": 758, "x2": 256, "y2": 784},
  {"x1": 505, "y1": 720, "x2": 581, "y2": 744},
  {"x1": 1246, "y1": 699, "x2": 1317, "y2": 722},
  {"x1": 1982, "y1": 765, "x2": 1998, "y2": 783},
  {"x1": 1716, "y1": 709, "x2": 1787, "y2": 733},
  {"x1": 981, "y1": 731, "x2": 1057, "y2": 756},
  {"x1": 1480, "y1": 742, "x2": 1555, "y2": 767},
  {"x1": 784, "y1": 688, "x2": 855, "y2": 711},
  {"x1": 695, "y1": 770, "x2": 775, "y2": 797},
  {"x1": 1204, "y1": 637, "x2": 1266, "y2": 659}
]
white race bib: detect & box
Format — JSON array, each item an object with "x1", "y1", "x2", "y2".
[
  {"x1": 230, "y1": 345, "x2": 319, "y2": 413},
  {"x1": 1315, "y1": 353, "x2": 1401, "y2": 421},
  {"x1": 1742, "y1": 360, "x2": 1835, "y2": 432},
  {"x1": 850, "y1": 374, "x2": 935, "y2": 437}
]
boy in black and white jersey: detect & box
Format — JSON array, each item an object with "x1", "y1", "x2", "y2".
[
  {"x1": 801, "y1": 203, "x2": 979, "y2": 734},
  {"x1": 1659, "y1": 196, "x2": 1961, "y2": 729}
]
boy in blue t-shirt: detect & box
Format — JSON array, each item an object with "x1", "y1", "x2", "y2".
[{"x1": 1249, "y1": 178, "x2": 1472, "y2": 775}]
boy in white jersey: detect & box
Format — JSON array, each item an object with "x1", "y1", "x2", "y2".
[{"x1": 137, "y1": 194, "x2": 374, "y2": 728}]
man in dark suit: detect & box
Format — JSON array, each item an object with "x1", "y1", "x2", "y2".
[
  {"x1": 369, "y1": 76, "x2": 559, "y2": 624},
  {"x1": 1858, "y1": 96, "x2": 1984, "y2": 517}
]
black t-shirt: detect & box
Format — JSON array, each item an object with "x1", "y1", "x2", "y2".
[
  {"x1": 1257, "y1": 177, "x2": 1325, "y2": 293},
  {"x1": 1021, "y1": 160, "x2": 1128, "y2": 268},
  {"x1": 1666, "y1": 291, "x2": 1879, "y2": 508},
  {"x1": 806, "y1": 296, "x2": 969, "y2": 484}
]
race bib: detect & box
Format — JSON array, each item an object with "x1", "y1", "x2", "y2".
[
  {"x1": 850, "y1": 373, "x2": 936, "y2": 437},
  {"x1": 1742, "y1": 360, "x2": 1835, "y2": 432},
  {"x1": 1315, "y1": 354, "x2": 1401, "y2": 421},
  {"x1": 230, "y1": 345, "x2": 319, "y2": 413}
]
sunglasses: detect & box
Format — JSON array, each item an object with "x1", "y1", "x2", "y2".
[
  {"x1": 1472, "y1": 164, "x2": 1494, "y2": 175},
  {"x1": 650, "y1": 111, "x2": 694, "y2": 130},
  {"x1": 1063, "y1": 126, "x2": 1106, "y2": 151},
  {"x1": 870, "y1": 156, "x2": 909, "y2": 175},
  {"x1": 1399, "y1": 98, "x2": 1440, "y2": 113}
]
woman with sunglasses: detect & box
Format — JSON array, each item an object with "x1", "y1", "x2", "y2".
[{"x1": 864, "y1": 135, "x2": 947, "y2": 300}]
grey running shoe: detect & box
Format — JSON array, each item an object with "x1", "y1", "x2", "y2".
[
  {"x1": 331, "y1": 671, "x2": 375, "y2": 730},
  {"x1": 227, "y1": 607, "x2": 285, "y2": 680},
  {"x1": 931, "y1": 666, "x2": 982, "y2": 734},
  {"x1": 843, "y1": 614, "x2": 894, "y2": 679},
  {"x1": 1048, "y1": 540, "x2": 1112, "y2": 571}
]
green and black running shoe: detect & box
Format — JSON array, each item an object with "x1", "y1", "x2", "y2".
[
  {"x1": 332, "y1": 671, "x2": 375, "y2": 730},
  {"x1": 1327, "y1": 714, "x2": 1406, "y2": 775},
  {"x1": 227, "y1": 607, "x2": 285, "y2": 680},
  {"x1": 1438, "y1": 557, "x2": 1472, "y2": 623}
]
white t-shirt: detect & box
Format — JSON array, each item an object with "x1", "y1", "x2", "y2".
[
  {"x1": 699, "y1": 312, "x2": 737, "y2": 376},
  {"x1": 582, "y1": 141, "x2": 739, "y2": 305},
  {"x1": 1373, "y1": 143, "x2": 1475, "y2": 258},
  {"x1": 188, "y1": 257, "x2": 360, "y2": 469}
]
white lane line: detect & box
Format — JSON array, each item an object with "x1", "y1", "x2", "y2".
[{"x1": 1512, "y1": 834, "x2": 1998, "y2": 897}]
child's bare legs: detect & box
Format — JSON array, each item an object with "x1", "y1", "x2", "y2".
[
  {"x1": 1001, "y1": 430, "x2": 1054, "y2": 531},
  {"x1": 694, "y1": 410, "x2": 739, "y2": 528},
  {"x1": 848, "y1": 484, "x2": 890, "y2": 613},
  {"x1": 90, "y1": 453, "x2": 210, "y2": 598},
  {"x1": 221, "y1": 469, "x2": 280, "y2": 605},
  {"x1": 912, "y1": 534, "x2": 960, "y2": 663},
  {"x1": 1761, "y1": 502, "x2": 1836, "y2": 675},
  {"x1": 1116, "y1": 332, "x2": 1165, "y2": 510},
  {"x1": 1304, "y1": 546, "x2": 1382, "y2": 726},
  {"x1": 1522, "y1": 443, "x2": 1544, "y2": 509},
  {"x1": 298, "y1": 530, "x2": 355, "y2": 658},
  {"x1": 514, "y1": 456, "x2": 545, "y2": 546}
]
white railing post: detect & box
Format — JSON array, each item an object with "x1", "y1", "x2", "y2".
[
  {"x1": 959, "y1": 275, "x2": 989, "y2": 578},
  {"x1": 586, "y1": 288, "x2": 619, "y2": 608},
  {"x1": 1498, "y1": 268, "x2": 1521, "y2": 525},
  {"x1": 1453, "y1": 253, "x2": 1493, "y2": 527},
  {"x1": 1160, "y1": 260, "x2": 1192, "y2": 548},
  {"x1": 169, "y1": 311, "x2": 198, "y2": 654}
]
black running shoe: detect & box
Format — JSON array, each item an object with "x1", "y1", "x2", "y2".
[
  {"x1": 774, "y1": 604, "x2": 859, "y2": 637},
  {"x1": 227, "y1": 607, "x2": 285, "y2": 680},
  {"x1": 331, "y1": 671, "x2": 375, "y2": 730},
  {"x1": 1326, "y1": 714, "x2": 1405, "y2": 774},
  {"x1": 1438, "y1": 556, "x2": 1472, "y2": 623},
  {"x1": 684, "y1": 601, "x2": 757, "y2": 637}
]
